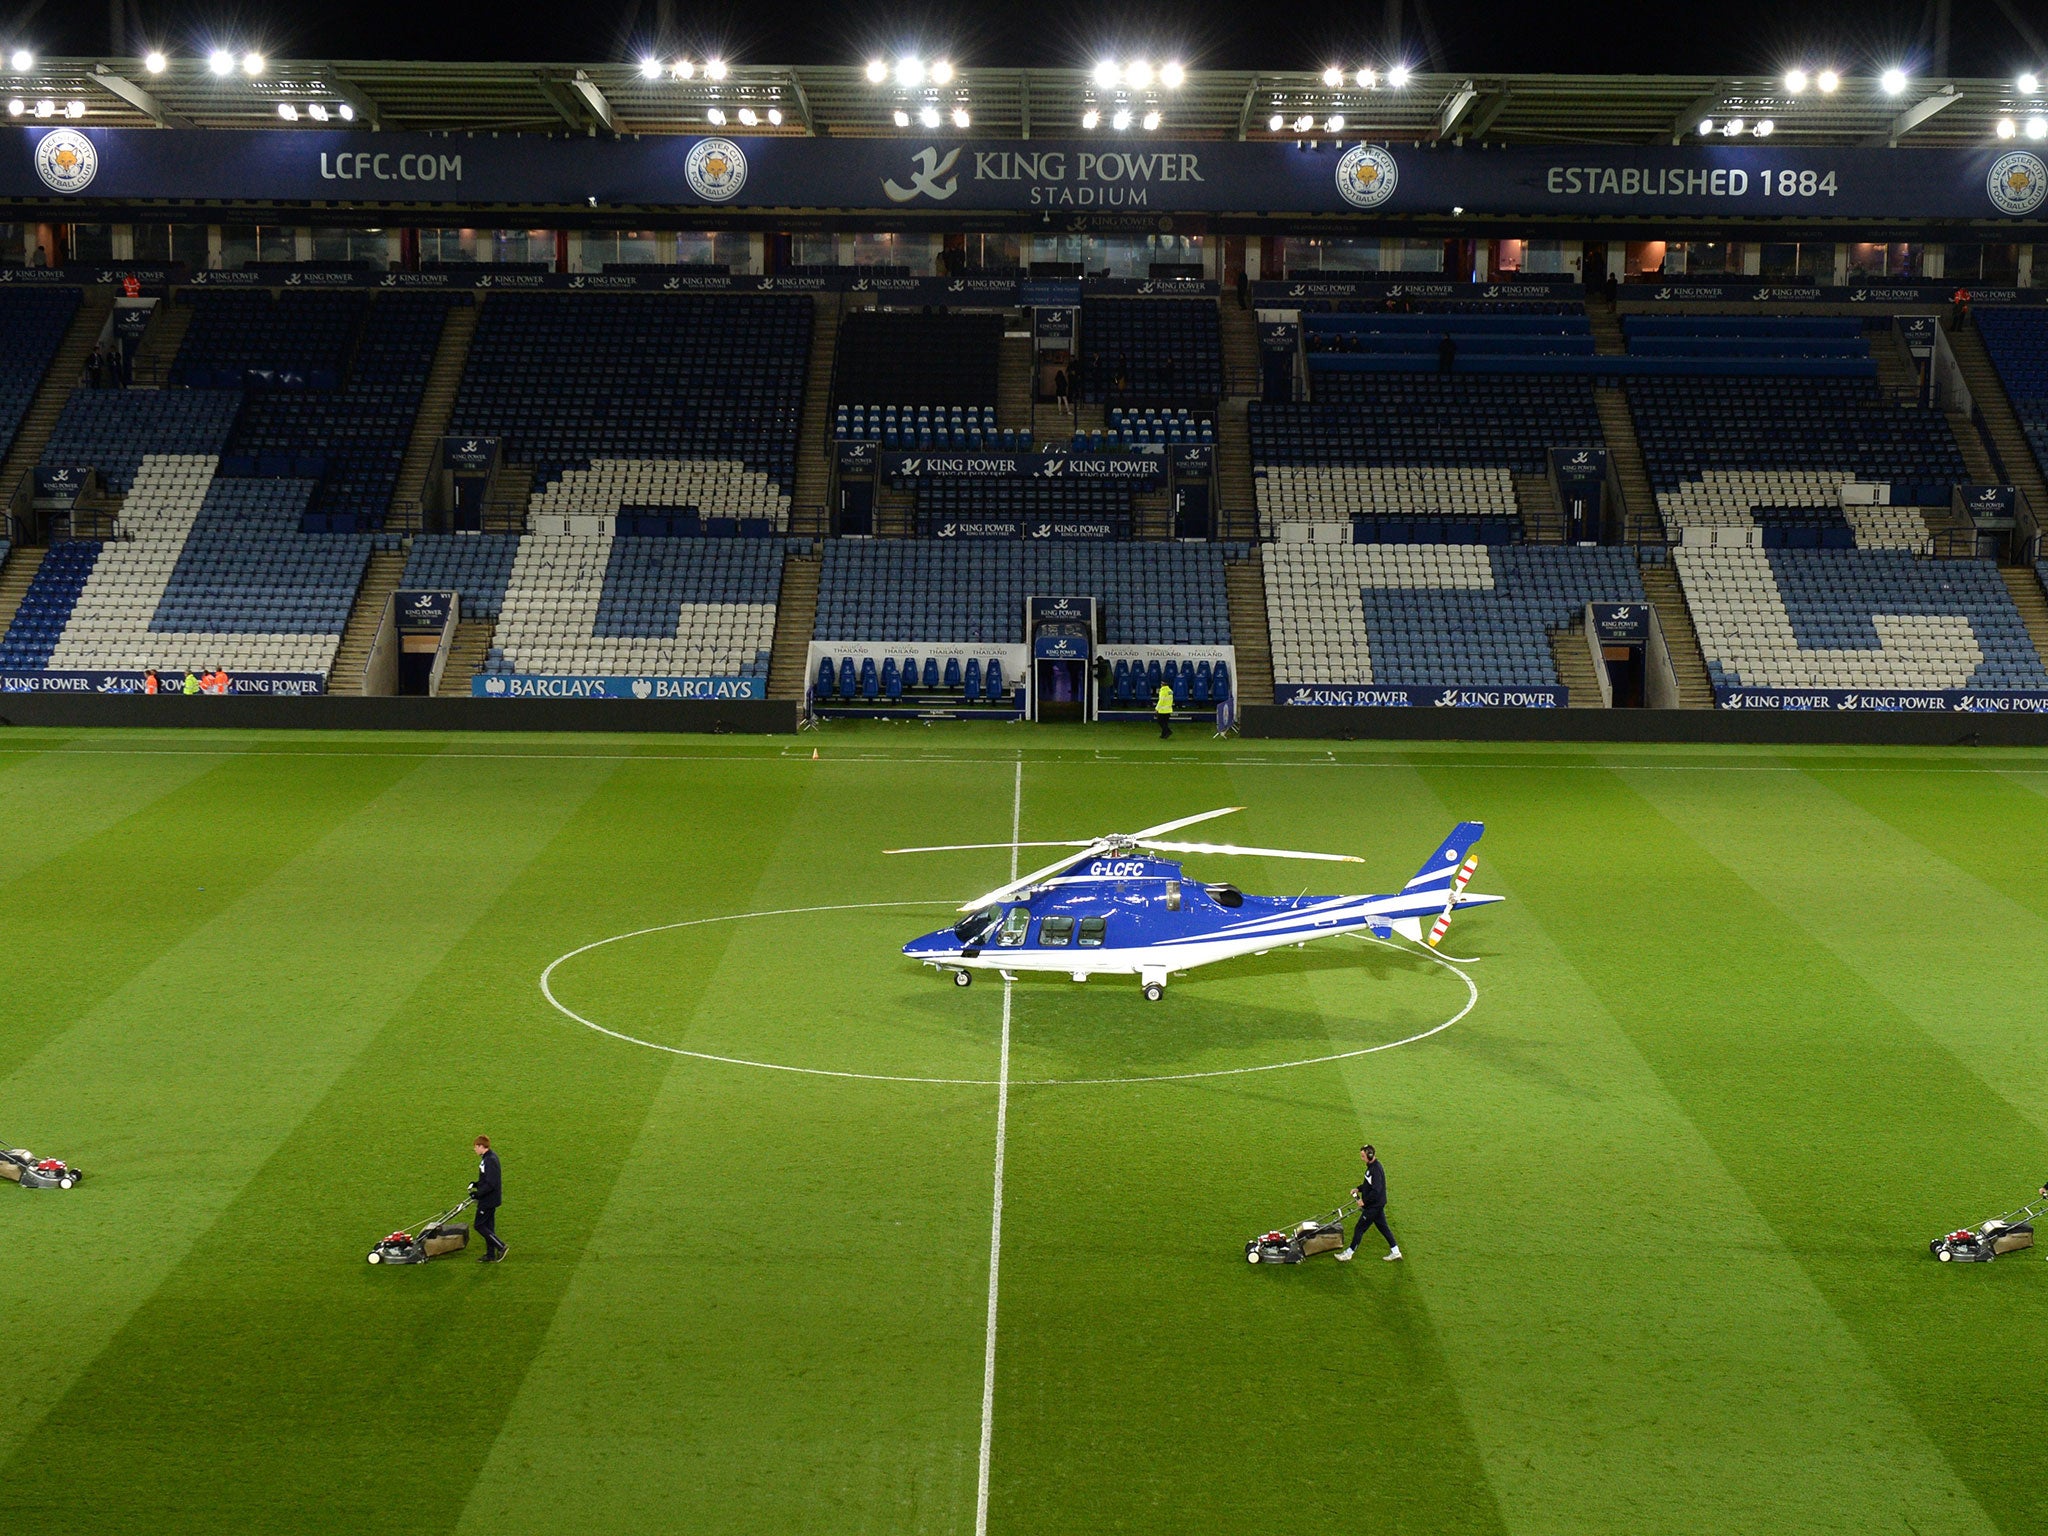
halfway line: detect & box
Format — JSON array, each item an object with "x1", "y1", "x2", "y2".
[{"x1": 976, "y1": 758, "x2": 1021, "y2": 1536}]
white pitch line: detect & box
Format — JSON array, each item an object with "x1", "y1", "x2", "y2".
[{"x1": 976, "y1": 759, "x2": 1022, "y2": 1536}]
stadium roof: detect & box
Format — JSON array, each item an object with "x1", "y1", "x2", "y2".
[{"x1": 9, "y1": 59, "x2": 2045, "y2": 149}]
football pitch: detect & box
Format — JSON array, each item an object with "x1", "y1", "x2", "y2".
[{"x1": 3, "y1": 725, "x2": 2045, "y2": 1536}]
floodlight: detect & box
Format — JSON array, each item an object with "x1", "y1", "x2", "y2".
[
  {"x1": 865, "y1": 58, "x2": 888, "y2": 83},
  {"x1": 2020, "y1": 72, "x2": 2040, "y2": 94},
  {"x1": 930, "y1": 59, "x2": 954, "y2": 85},
  {"x1": 1127, "y1": 60, "x2": 1152, "y2": 89},
  {"x1": 1387, "y1": 63, "x2": 1411, "y2": 87},
  {"x1": 1161, "y1": 61, "x2": 1184, "y2": 88},
  {"x1": 896, "y1": 55, "x2": 924, "y2": 86},
  {"x1": 952, "y1": 107, "x2": 970, "y2": 128},
  {"x1": 1754, "y1": 119, "x2": 1774, "y2": 136},
  {"x1": 673, "y1": 59, "x2": 696, "y2": 79},
  {"x1": 1267, "y1": 112, "x2": 1283, "y2": 130},
  {"x1": 8, "y1": 48, "x2": 31, "y2": 71},
  {"x1": 1326, "y1": 113, "x2": 1344, "y2": 131},
  {"x1": 1880, "y1": 67, "x2": 1907, "y2": 94},
  {"x1": 737, "y1": 107, "x2": 757, "y2": 125},
  {"x1": 33, "y1": 98, "x2": 52, "y2": 116},
  {"x1": 4, "y1": 99, "x2": 20, "y2": 115},
  {"x1": 1081, "y1": 107, "x2": 1100, "y2": 128},
  {"x1": 919, "y1": 104, "x2": 940, "y2": 127},
  {"x1": 1092, "y1": 60, "x2": 1120, "y2": 89},
  {"x1": 706, "y1": 106, "x2": 725, "y2": 124},
  {"x1": 2030, "y1": 115, "x2": 2048, "y2": 140},
  {"x1": 208, "y1": 49, "x2": 234, "y2": 75},
  {"x1": 1293, "y1": 113, "x2": 1312, "y2": 131},
  {"x1": 1142, "y1": 109, "x2": 1160, "y2": 129},
  {"x1": 767, "y1": 107, "x2": 783, "y2": 124},
  {"x1": 144, "y1": 51, "x2": 167, "y2": 74},
  {"x1": 1112, "y1": 108, "x2": 1132, "y2": 129},
  {"x1": 893, "y1": 108, "x2": 910, "y2": 126},
  {"x1": 308, "y1": 103, "x2": 328, "y2": 120},
  {"x1": 1699, "y1": 117, "x2": 1714, "y2": 134},
  {"x1": 277, "y1": 102, "x2": 296, "y2": 120},
  {"x1": 705, "y1": 58, "x2": 727, "y2": 80},
  {"x1": 1784, "y1": 68, "x2": 1808, "y2": 92},
  {"x1": 1997, "y1": 116, "x2": 2018, "y2": 138},
  {"x1": 1321, "y1": 65, "x2": 1343, "y2": 88},
  {"x1": 1816, "y1": 69, "x2": 1839, "y2": 92},
  {"x1": 1723, "y1": 117, "x2": 1743, "y2": 135},
  {"x1": 1356, "y1": 67, "x2": 1377, "y2": 88},
  {"x1": 242, "y1": 52, "x2": 264, "y2": 75},
  {"x1": 338, "y1": 103, "x2": 355, "y2": 120},
  {"x1": 64, "y1": 99, "x2": 83, "y2": 117},
  {"x1": 639, "y1": 56, "x2": 662, "y2": 79}
]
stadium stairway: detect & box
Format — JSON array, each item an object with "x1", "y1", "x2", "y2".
[
  {"x1": 789, "y1": 294, "x2": 840, "y2": 536},
  {"x1": 0, "y1": 287, "x2": 114, "y2": 508},
  {"x1": 1594, "y1": 386, "x2": 1660, "y2": 542},
  {"x1": 767, "y1": 550, "x2": 822, "y2": 700},
  {"x1": 999, "y1": 331, "x2": 1035, "y2": 442},
  {"x1": 1550, "y1": 620, "x2": 1604, "y2": 705},
  {"x1": 1641, "y1": 562, "x2": 1715, "y2": 706},
  {"x1": 1514, "y1": 472, "x2": 1563, "y2": 542},
  {"x1": 0, "y1": 545, "x2": 44, "y2": 638},
  {"x1": 1948, "y1": 325, "x2": 2048, "y2": 512},
  {"x1": 1219, "y1": 296, "x2": 1261, "y2": 399},
  {"x1": 62, "y1": 479, "x2": 123, "y2": 542},
  {"x1": 1217, "y1": 398, "x2": 1257, "y2": 540},
  {"x1": 1871, "y1": 326, "x2": 1921, "y2": 399},
  {"x1": 128, "y1": 297, "x2": 192, "y2": 389},
  {"x1": 390, "y1": 300, "x2": 479, "y2": 529},
  {"x1": 1586, "y1": 294, "x2": 1626, "y2": 355},
  {"x1": 2002, "y1": 569, "x2": 2048, "y2": 667},
  {"x1": 327, "y1": 548, "x2": 408, "y2": 694},
  {"x1": 1223, "y1": 550, "x2": 1275, "y2": 705},
  {"x1": 485, "y1": 466, "x2": 533, "y2": 534},
  {"x1": 436, "y1": 619, "x2": 495, "y2": 696}
]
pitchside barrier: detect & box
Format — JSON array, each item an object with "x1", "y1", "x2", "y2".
[
  {"x1": 468, "y1": 675, "x2": 766, "y2": 701},
  {"x1": 1274, "y1": 684, "x2": 1569, "y2": 708},
  {"x1": 0, "y1": 670, "x2": 325, "y2": 695}
]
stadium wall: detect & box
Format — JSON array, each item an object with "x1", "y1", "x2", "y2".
[
  {"x1": 1239, "y1": 705, "x2": 2048, "y2": 746},
  {"x1": 0, "y1": 696, "x2": 801, "y2": 733}
]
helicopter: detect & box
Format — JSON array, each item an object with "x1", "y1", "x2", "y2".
[{"x1": 893, "y1": 809, "x2": 1499, "y2": 1000}]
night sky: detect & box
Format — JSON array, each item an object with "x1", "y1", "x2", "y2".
[{"x1": 1, "y1": 0, "x2": 2041, "y2": 78}]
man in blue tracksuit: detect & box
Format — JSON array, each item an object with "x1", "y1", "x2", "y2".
[
  {"x1": 469, "y1": 1136, "x2": 507, "y2": 1262},
  {"x1": 1337, "y1": 1144, "x2": 1400, "y2": 1262}
]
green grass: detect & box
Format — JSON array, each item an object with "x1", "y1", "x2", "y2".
[{"x1": 2, "y1": 725, "x2": 2045, "y2": 1534}]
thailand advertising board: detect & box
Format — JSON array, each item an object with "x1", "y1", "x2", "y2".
[
  {"x1": 6, "y1": 129, "x2": 2046, "y2": 220},
  {"x1": 470, "y1": 673, "x2": 766, "y2": 700}
]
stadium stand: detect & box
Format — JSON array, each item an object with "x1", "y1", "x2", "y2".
[
  {"x1": 167, "y1": 289, "x2": 361, "y2": 388},
  {"x1": 398, "y1": 534, "x2": 523, "y2": 618},
  {"x1": 1677, "y1": 548, "x2": 2048, "y2": 693},
  {"x1": 832, "y1": 312, "x2": 1001, "y2": 408},
  {"x1": 475, "y1": 536, "x2": 781, "y2": 681},
  {"x1": 813, "y1": 542, "x2": 1233, "y2": 645},
  {"x1": 1262, "y1": 543, "x2": 1646, "y2": 689},
  {"x1": 1107, "y1": 407, "x2": 1214, "y2": 447},
  {"x1": 1974, "y1": 308, "x2": 2048, "y2": 481},
  {"x1": 528, "y1": 459, "x2": 791, "y2": 535},
  {"x1": 1080, "y1": 298, "x2": 1221, "y2": 405},
  {"x1": 39, "y1": 390, "x2": 242, "y2": 493},
  {"x1": 448, "y1": 294, "x2": 810, "y2": 494},
  {"x1": 0, "y1": 288, "x2": 84, "y2": 465},
  {"x1": 0, "y1": 454, "x2": 369, "y2": 677},
  {"x1": 913, "y1": 482, "x2": 1134, "y2": 538}
]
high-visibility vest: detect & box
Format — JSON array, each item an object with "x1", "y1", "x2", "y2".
[
  {"x1": 1156, "y1": 684, "x2": 1174, "y2": 715},
  {"x1": 182, "y1": 673, "x2": 201, "y2": 695},
  {"x1": 143, "y1": 673, "x2": 158, "y2": 694}
]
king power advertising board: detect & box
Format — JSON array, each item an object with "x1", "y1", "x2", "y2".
[{"x1": 7, "y1": 127, "x2": 2048, "y2": 220}]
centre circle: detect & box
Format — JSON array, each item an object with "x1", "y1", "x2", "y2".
[{"x1": 539, "y1": 900, "x2": 1479, "y2": 1087}]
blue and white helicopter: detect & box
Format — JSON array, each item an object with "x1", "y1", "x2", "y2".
[{"x1": 895, "y1": 809, "x2": 1498, "y2": 1000}]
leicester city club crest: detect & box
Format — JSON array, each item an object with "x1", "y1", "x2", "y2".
[
  {"x1": 1335, "y1": 144, "x2": 1398, "y2": 209},
  {"x1": 1986, "y1": 151, "x2": 2047, "y2": 216},
  {"x1": 685, "y1": 138, "x2": 747, "y2": 202},
  {"x1": 34, "y1": 128, "x2": 98, "y2": 194}
]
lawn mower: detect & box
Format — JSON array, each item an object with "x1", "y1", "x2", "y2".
[
  {"x1": 1246, "y1": 1204, "x2": 1356, "y2": 1265},
  {"x1": 2, "y1": 1147, "x2": 84, "y2": 1190},
  {"x1": 366, "y1": 1196, "x2": 473, "y2": 1265},
  {"x1": 1929, "y1": 1194, "x2": 2041, "y2": 1262}
]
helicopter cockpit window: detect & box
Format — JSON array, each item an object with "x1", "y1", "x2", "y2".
[
  {"x1": 954, "y1": 905, "x2": 1002, "y2": 946},
  {"x1": 1204, "y1": 883, "x2": 1244, "y2": 909},
  {"x1": 1038, "y1": 916, "x2": 1074, "y2": 946},
  {"x1": 996, "y1": 906, "x2": 1032, "y2": 947},
  {"x1": 1165, "y1": 881, "x2": 1181, "y2": 912},
  {"x1": 1076, "y1": 916, "x2": 1107, "y2": 948}
]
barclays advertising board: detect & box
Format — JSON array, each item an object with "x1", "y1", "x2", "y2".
[
  {"x1": 1275, "y1": 684, "x2": 1566, "y2": 707},
  {"x1": 7, "y1": 128, "x2": 2047, "y2": 220},
  {"x1": 1716, "y1": 687, "x2": 2048, "y2": 711},
  {"x1": 471, "y1": 673, "x2": 765, "y2": 700}
]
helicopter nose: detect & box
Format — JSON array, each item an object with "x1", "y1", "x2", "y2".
[{"x1": 902, "y1": 931, "x2": 953, "y2": 958}]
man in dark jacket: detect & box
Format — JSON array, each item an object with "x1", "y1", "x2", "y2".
[
  {"x1": 1338, "y1": 1144, "x2": 1400, "y2": 1261},
  {"x1": 469, "y1": 1135, "x2": 507, "y2": 1262}
]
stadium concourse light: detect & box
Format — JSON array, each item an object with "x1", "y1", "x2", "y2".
[
  {"x1": 1387, "y1": 63, "x2": 1411, "y2": 87},
  {"x1": 2020, "y1": 73, "x2": 2041, "y2": 94},
  {"x1": 1141, "y1": 109, "x2": 1160, "y2": 129},
  {"x1": 951, "y1": 106, "x2": 970, "y2": 128},
  {"x1": 1081, "y1": 107, "x2": 1099, "y2": 128},
  {"x1": 1997, "y1": 116, "x2": 2018, "y2": 138},
  {"x1": 1880, "y1": 67, "x2": 1907, "y2": 95},
  {"x1": 208, "y1": 49, "x2": 234, "y2": 74},
  {"x1": 1784, "y1": 68, "x2": 1808, "y2": 92},
  {"x1": 8, "y1": 48, "x2": 31, "y2": 71},
  {"x1": 144, "y1": 50, "x2": 167, "y2": 73},
  {"x1": 1160, "y1": 61, "x2": 1184, "y2": 88},
  {"x1": 865, "y1": 58, "x2": 888, "y2": 83},
  {"x1": 1816, "y1": 68, "x2": 1840, "y2": 92}
]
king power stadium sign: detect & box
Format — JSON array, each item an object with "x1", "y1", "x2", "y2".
[{"x1": 5, "y1": 127, "x2": 2046, "y2": 219}]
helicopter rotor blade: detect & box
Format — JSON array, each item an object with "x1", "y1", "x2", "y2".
[
  {"x1": 885, "y1": 840, "x2": 1096, "y2": 855},
  {"x1": 1127, "y1": 806, "x2": 1243, "y2": 841},
  {"x1": 1139, "y1": 840, "x2": 1364, "y2": 863},
  {"x1": 957, "y1": 840, "x2": 1116, "y2": 913}
]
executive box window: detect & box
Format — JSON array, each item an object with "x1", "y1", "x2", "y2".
[
  {"x1": 1077, "y1": 917, "x2": 1107, "y2": 948},
  {"x1": 1038, "y1": 916, "x2": 1075, "y2": 946},
  {"x1": 1944, "y1": 244, "x2": 2020, "y2": 284},
  {"x1": 128, "y1": 224, "x2": 214, "y2": 265},
  {"x1": 997, "y1": 907, "x2": 1032, "y2": 947}
]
